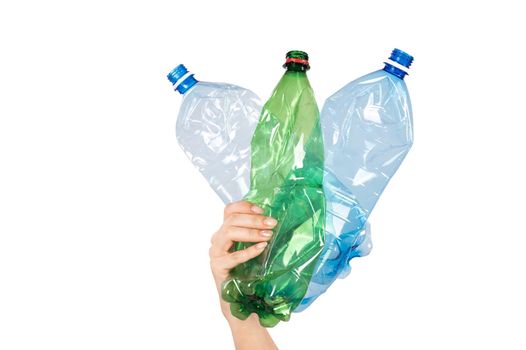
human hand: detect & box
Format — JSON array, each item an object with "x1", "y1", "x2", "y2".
[
  {"x1": 208, "y1": 200, "x2": 279, "y2": 349},
  {"x1": 209, "y1": 200, "x2": 277, "y2": 309}
]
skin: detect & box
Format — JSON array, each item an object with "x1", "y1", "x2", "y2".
[{"x1": 209, "y1": 200, "x2": 279, "y2": 350}]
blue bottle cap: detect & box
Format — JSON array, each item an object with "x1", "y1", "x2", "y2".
[
  {"x1": 388, "y1": 48, "x2": 414, "y2": 68},
  {"x1": 167, "y1": 64, "x2": 198, "y2": 94},
  {"x1": 383, "y1": 48, "x2": 414, "y2": 80}
]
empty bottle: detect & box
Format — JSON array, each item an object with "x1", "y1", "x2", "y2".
[
  {"x1": 221, "y1": 51, "x2": 326, "y2": 327},
  {"x1": 167, "y1": 64, "x2": 261, "y2": 203},
  {"x1": 296, "y1": 48, "x2": 415, "y2": 311}
]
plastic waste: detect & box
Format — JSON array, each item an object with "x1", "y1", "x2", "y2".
[
  {"x1": 220, "y1": 51, "x2": 326, "y2": 327},
  {"x1": 167, "y1": 64, "x2": 261, "y2": 203},
  {"x1": 296, "y1": 48, "x2": 414, "y2": 311},
  {"x1": 167, "y1": 48, "x2": 414, "y2": 324}
]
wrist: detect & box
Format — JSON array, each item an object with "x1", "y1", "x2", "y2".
[
  {"x1": 227, "y1": 312, "x2": 261, "y2": 331},
  {"x1": 219, "y1": 298, "x2": 260, "y2": 328}
]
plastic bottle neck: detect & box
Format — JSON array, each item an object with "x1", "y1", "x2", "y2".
[
  {"x1": 383, "y1": 63, "x2": 408, "y2": 80},
  {"x1": 285, "y1": 66, "x2": 308, "y2": 74},
  {"x1": 382, "y1": 48, "x2": 414, "y2": 80},
  {"x1": 175, "y1": 75, "x2": 198, "y2": 94},
  {"x1": 283, "y1": 51, "x2": 310, "y2": 73},
  {"x1": 167, "y1": 64, "x2": 199, "y2": 94}
]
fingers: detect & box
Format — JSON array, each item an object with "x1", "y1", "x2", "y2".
[
  {"x1": 210, "y1": 202, "x2": 277, "y2": 256},
  {"x1": 209, "y1": 201, "x2": 278, "y2": 275},
  {"x1": 213, "y1": 242, "x2": 268, "y2": 271},
  {"x1": 223, "y1": 200, "x2": 264, "y2": 218},
  {"x1": 224, "y1": 213, "x2": 278, "y2": 230},
  {"x1": 212, "y1": 226, "x2": 273, "y2": 253}
]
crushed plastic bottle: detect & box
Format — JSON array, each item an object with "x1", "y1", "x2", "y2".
[
  {"x1": 167, "y1": 64, "x2": 261, "y2": 203},
  {"x1": 296, "y1": 48, "x2": 415, "y2": 311},
  {"x1": 221, "y1": 51, "x2": 326, "y2": 327},
  {"x1": 167, "y1": 49, "x2": 415, "y2": 322}
]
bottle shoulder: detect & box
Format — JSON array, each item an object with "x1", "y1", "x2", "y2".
[
  {"x1": 177, "y1": 80, "x2": 262, "y2": 126},
  {"x1": 181, "y1": 81, "x2": 261, "y2": 104},
  {"x1": 265, "y1": 75, "x2": 317, "y2": 110},
  {"x1": 325, "y1": 69, "x2": 410, "y2": 104}
]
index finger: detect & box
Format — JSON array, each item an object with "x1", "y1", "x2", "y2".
[{"x1": 224, "y1": 200, "x2": 264, "y2": 218}]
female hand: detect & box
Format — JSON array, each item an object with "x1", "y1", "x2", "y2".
[{"x1": 209, "y1": 200, "x2": 279, "y2": 350}]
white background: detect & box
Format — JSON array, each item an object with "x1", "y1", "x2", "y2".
[{"x1": 1, "y1": 1, "x2": 525, "y2": 349}]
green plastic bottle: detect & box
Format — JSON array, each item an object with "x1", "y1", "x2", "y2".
[{"x1": 221, "y1": 51, "x2": 326, "y2": 327}]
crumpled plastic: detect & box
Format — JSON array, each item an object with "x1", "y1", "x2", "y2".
[{"x1": 167, "y1": 48, "x2": 413, "y2": 326}]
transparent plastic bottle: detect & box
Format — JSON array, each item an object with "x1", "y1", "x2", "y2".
[
  {"x1": 221, "y1": 51, "x2": 326, "y2": 327},
  {"x1": 296, "y1": 48, "x2": 415, "y2": 311},
  {"x1": 167, "y1": 64, "x2": 261, "y2": 203}
]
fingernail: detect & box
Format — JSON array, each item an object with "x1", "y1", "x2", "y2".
[
  {"x1": 251, "y1": 205, "x2": 264, "y2": 214},
  {"x1": 264, "y1": 217, "x2": 277, "y2": 226},
  {"x1": 256, "y1": 242, "x2": 268, "y2": 250},
  {"x1": 260, "y1": 230, "x2": 273, "y2": 237}
]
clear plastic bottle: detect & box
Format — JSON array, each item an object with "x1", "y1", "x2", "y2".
[
  {"x1": 221, "y1": 51, "x2": 326, "y2": 327},
  {"x1": 167, "y1": 64, "x2": 261, "y2": 203},
  {"x1": 296, "y1": 48, "x2": 415, "y2": 311}
]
